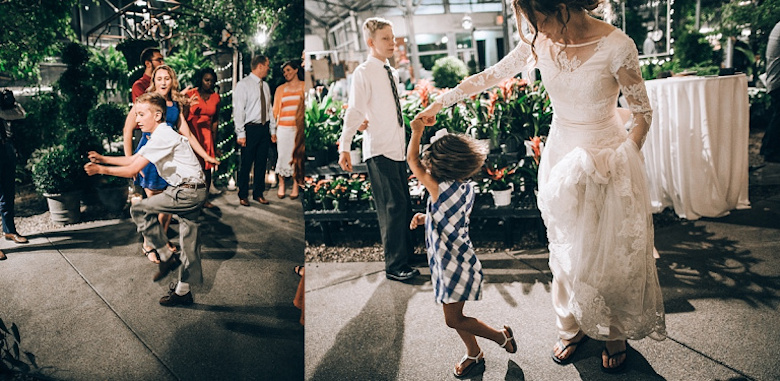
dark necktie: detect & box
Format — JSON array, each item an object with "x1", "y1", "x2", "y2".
[
  {"x1": 384, "y1": 65, "x2": 404, "y2": 128},
  {"x1": 259, "y1": 80, "x2": 267, "y2": 123}
]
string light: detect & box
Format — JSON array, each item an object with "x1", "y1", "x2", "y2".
[
  {"x1": 127, "y1": 65, "x2": 144, "y2": 77},
  {"x1": 215, "y1": 62, "x2": 232, "y2": 72}
]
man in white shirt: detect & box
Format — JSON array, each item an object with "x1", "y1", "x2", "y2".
[
  {"x1": 85, "y1": 93, "x2": 207, "y2": 306},
  {"x1": 339, "y1": 17, "x2": 419, "y2": 282},
  {"x1": 233, "y1": 55, "x2": 277, "y2": 206}
]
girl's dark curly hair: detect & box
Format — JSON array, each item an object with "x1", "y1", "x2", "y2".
[
  {"x1": 422, "y1": 134, "x2": 488, "y2": 182},
  {"x1": 513, "y1": 0, "x2": 602, "y2": 61}
]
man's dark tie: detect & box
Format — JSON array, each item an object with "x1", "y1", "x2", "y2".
[
  {"x1": 259, "y1": 79, "x2": 267, "y2": 123},
  {"x1": 384, "y1": 64, "x2": 404, "y2": 128}
]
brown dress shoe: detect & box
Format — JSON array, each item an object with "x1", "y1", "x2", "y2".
[
  {"x1": 153, "y1": 254, "x2": 181, "y2": 282},
  {"x1": 239, "y1": 198, "x2": 250, "y2": 206},
  {"x1": 0, "y1": 249, "x2": 6, "y2": 260},
  {"x1": 159, "y1": 285, "x2": 193, "y2": 306},
  {"x1": 254, "y1": 196, "x2": 269, "y2": 204},
  {"x1": 5, "y1": 233, "x2": 28, "y2": 244}
]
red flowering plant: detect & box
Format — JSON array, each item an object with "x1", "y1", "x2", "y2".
[
  {"x1": 325, "y1": 177, "x2": 349, "y2": 202},
  {"x1": 482, "y1": 159, "x2": 518, "y2": 192}
]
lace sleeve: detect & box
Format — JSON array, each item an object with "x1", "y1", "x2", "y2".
[
  {"x1": 437, "y1": 43, "x2": 534, "y2": 108},
  {"x1": 611, "y1": 39, "x2": 652, "y2": 148}
]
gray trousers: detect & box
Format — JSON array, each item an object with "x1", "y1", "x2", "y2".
[
  {"x1": 130, "y1": 185, "x2": 207, "y2": 284},
  {"x1": 366, "y1": 155, "x2": 414, "y2": 274}
]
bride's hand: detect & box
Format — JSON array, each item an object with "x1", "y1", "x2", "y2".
[{"x1": 416, "y1": 102, "x2": 442, "y2": 125}]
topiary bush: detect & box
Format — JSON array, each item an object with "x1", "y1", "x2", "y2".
[
  {"x1": 87, "y1": 102, "x2": 128, "y2": 150},
  {"x1": 432, "y1": 56, "x2": 469, "y2": 89},
  {"x1": 27, "y1": 145, "x2": 87, "y2": 195}
]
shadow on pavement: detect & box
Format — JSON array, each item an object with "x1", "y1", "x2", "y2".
[
  {"x1": 655, "y1": 221, "x2": 780, "y2": 312},
  {"x1": 309, "y1": 279, "x2": 417, "y2": 381}
]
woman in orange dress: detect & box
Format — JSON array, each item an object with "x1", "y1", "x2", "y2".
[
  {"x1": 186, "y1": 67, "x2": 220, "y2": 208},
  {"x1": 272, "y1": 60, "x2": 304, "y2": 199}
]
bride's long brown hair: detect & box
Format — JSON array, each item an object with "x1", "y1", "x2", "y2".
[{"x1": 513, "y1": 0, "x2": 601, "y2": 61}]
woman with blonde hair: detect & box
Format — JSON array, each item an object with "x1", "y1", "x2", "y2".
[{"x1": 418, "y1": 0, "x2": 666, "y2": 372}]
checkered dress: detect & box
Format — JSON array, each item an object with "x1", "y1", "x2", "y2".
[{"x1": 425, "y1": 181, "x2": 483, "y2": 304}]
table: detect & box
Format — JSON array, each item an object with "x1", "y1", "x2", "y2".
[{"x1": 642, "y1": 74, "x2": 751, "y2": 220}]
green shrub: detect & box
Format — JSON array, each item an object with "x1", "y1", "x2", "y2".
[
  {"x1": 432, "y1": 56, "x2": 469, "y2": 89},
  {"x1": 14, "y1": 92, "x2": 65, "y2": 165},
  {"x1": 27, "y1": 145, "x2": 87, "y2": 195},
  {"x1": 87, "y1": 102, "x2": 128, "y2": 149},
  {"x1": 674, "y1": 31, "x2": 714, "y2": 68}
]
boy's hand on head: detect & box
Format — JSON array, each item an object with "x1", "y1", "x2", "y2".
[
  {"x1": 84, "y1": 162, "x2": 101, "y2": 176},
  {"x1": 409, "y1": 213, "x2": 426, "y2": 230}
]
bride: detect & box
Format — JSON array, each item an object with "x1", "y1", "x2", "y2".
[{"x1": 417, "y1": 0, "x2": 666, "y2": 373}]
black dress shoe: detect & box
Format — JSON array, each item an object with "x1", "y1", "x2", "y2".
[
  {"x1": 386, "y1": 268, "x2": 420, "y2": 282},
  {"x1": 159, "y1": 286, "x2": 193, "y2": 306},
  {"x1": 153, "y1": 254, "x2": 181, "y2": 282},
  {"x1": 254, "y1": 196, "x2": 269, "y2": 204}
]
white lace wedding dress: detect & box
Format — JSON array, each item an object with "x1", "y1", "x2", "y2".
[{"x1": 438, "y1": 28, "x2": 666, "y2": 341}]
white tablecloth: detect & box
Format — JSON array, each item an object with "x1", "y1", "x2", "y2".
[{"x1": 642, "y1": 75, "x2": 751, "y2": 220}]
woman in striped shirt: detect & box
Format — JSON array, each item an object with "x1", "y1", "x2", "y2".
[{"x1": 272, "y1": 60, "x2": 305, "y2": 199}]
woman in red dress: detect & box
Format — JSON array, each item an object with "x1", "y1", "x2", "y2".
[{"x1": 186, "y1": 67, "x2": 220, "y2": 208}]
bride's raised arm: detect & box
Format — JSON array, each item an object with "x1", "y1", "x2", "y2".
[{"x1": 418, "y1": 42, "x2": 534, "y2": 118}]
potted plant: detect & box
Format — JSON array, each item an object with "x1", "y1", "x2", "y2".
[
  {"x1": 325, "y1": 177, "x2": 349, "y2": 211},
  {"x1": 305, "y1": 95, "x2": 343, "y2": 166},
  {"x1": 301, "y1": 177, "x2": 318, "y2": 211},
  {"x1": 27, "y1": 145, "x2": 88, "y2": 224},
  {"x1": 483, "y1": 160, "x2": 517, "y2": 207}
]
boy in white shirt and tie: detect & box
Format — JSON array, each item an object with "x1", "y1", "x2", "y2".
[
  {"x1": 338, "y1": 17, "x2": 419, "y2": 282},
  {"x1": 85, "y1": 92, "x2": 208, "y2": 306}
]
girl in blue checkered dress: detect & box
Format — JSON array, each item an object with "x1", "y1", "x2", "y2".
[{"x1": 408, "y1": 117, "x2": 518, "y2": 378}]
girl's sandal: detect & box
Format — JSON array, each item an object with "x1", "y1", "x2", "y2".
[
  {"x1": 453, "y1": 350, "x2": 485, "y2": 379},
  {"x1": 499, "y1": 325, "x2": 517, "y2": 354},
  {"x1": 143, "y1": 247, "x2": 161, "y2": 264},
  {"x1": 293, "y1": 265, "x2": 304, "y2": 277}
]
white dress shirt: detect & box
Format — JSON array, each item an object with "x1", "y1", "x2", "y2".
[
  {"x1": 233, "y1": 72, "x2": 276, "y2": 139},
  {"x1": 137, "y1": 123, "x2": 205, "y2": 186},
  {"x1": 339, "y1": 56, "x2": 406, "y2": 162}
]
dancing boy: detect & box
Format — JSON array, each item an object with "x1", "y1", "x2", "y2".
[{"x1": 85, "y1": 92, "x2": 206, "y2": 306}]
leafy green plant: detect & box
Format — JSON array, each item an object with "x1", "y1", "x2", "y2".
[
  {"x1": 87, "y1": 103, "x2": 128, "y2": 150},
  {"x1": 27, "y1": 145, "x2": 88, "y2": 195},
  {"x1": 432, "y1": 56, "x2": 469, "y2": 89},
  {"x1": 88, "y1": 45, "x2": 130, "y2": 102},
  {"x1": 166, "y1": 43, "x2": 211, "y2": 87},
  {"x1": 0, "y1": 317, "x2": 38, "y2": 374},
  {"x1": 305, "y1": 95, "x2": 343, "y2": 154}
]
